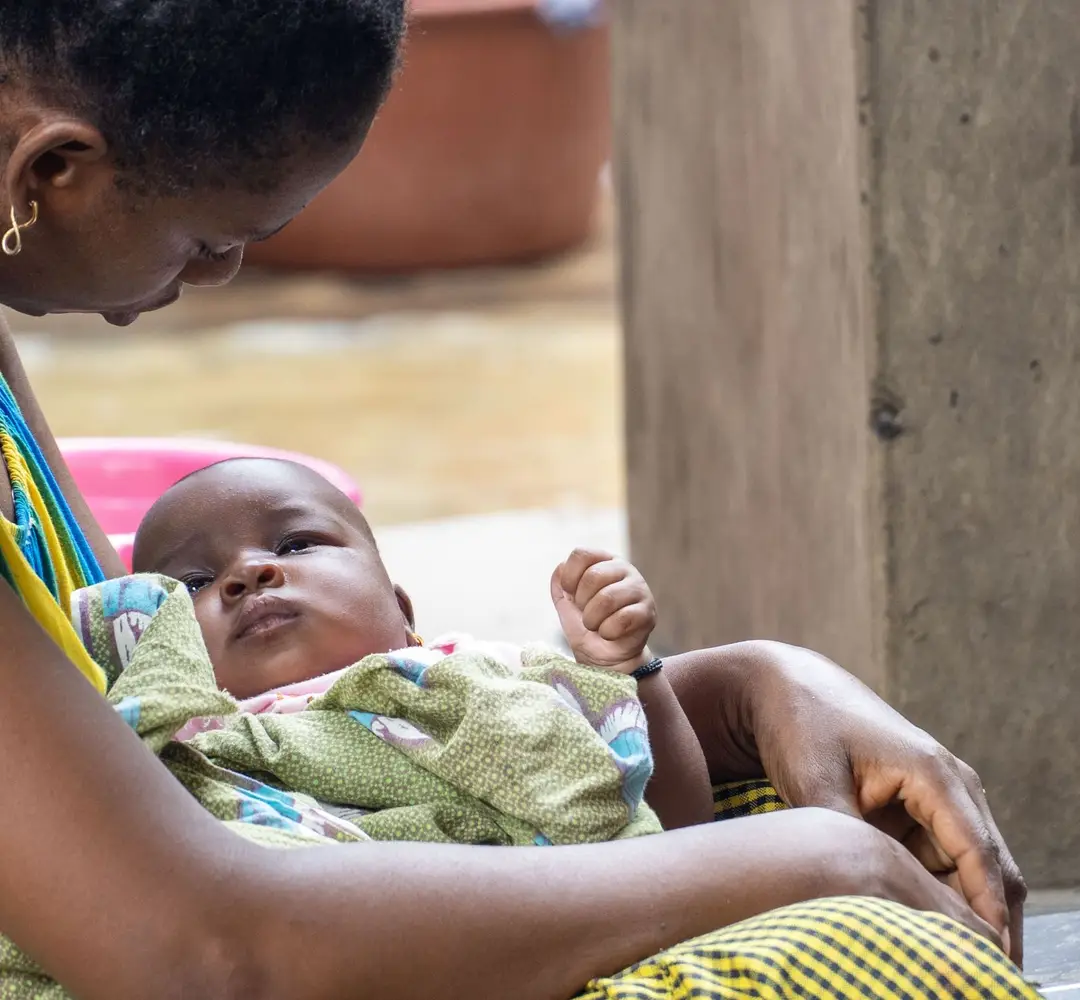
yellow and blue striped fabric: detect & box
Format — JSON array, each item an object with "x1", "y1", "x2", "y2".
[{"x1": 0, "y1": 373, "x2": 106, "y2": 690}]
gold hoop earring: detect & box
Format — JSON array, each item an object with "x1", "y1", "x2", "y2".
[
  {"x1": 2, "y1": 201, "x2": 39, "y2": 257},
  {"x1": 408, "y1": 631, "x2": 425, "y2": 647}
]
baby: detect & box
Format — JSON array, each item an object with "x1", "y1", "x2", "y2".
[{"x1": 125, "y1": 457, "x2": 713, "y2": 833}]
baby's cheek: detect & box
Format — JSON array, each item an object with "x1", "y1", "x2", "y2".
[{"x1": 195, "y1": 617, "x2": 229, "y2": 671}]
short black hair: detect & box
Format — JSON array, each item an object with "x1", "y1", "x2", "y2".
[
  {"x1": 1, "y1": 0, "x2": 406, "y2": 192},
  {"x1": 132, "y1": 456, "x2": 379, "y2": 573}
]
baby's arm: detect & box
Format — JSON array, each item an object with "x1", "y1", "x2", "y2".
[{"x1": 551, "y1": 549, "x2": 714, "y2": 829}]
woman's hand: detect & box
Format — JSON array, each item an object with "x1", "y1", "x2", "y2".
[
  {"x1": 665, "y1": 641, "x2": 1026, "y2": 964},
  {"x1": 776, "y1": 807, "x2": 1003, "y2": 949}
]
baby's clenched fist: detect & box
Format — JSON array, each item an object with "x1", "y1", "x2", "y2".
[{"x1": 550, "y1": 548, "x2": 657, "y2": 674}]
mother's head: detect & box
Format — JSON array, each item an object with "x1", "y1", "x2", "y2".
[{"x1": 0, "y1": 0, "x2": 405, "y2": 324}]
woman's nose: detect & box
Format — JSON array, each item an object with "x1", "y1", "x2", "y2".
[
  {"x1": 179, "y1": 245, "x2": 244, "y2": 288},
  {"x1": 221, "y1": 559, "x2": 285, "y2": 603}
]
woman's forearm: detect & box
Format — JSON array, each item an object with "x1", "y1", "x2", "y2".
[{"x1": 248, "y1": 808, "x2": 894, "y2": 1000}]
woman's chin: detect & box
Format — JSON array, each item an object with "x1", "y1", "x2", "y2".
[
  {"x1": 101, "y1": 311, "x2": 140, "y2": 327},
  {"x1": 101, "y1": 288, "x2": 183, "y2": 326}
]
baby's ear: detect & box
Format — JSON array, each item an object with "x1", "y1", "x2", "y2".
[{"x1": 394, "y1": 584, "x2": 416, "y2": 629}]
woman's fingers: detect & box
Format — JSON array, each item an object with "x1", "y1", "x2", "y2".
[
  {"x1": 862, "y1": 752, "x2": 1011, "y2": 953},
  {"x1": 956, "y1": 763, "x2": 1026, "y2": 966},
  {"x1": 903, "y1": 824, "x2": 957, "y2": 874},
  {"x1": 875, "y1": 788, "x2": 1024, "y2": 965},
  {"x1": 794, "y1": 749, "x2": 1016, "y2": 961},
  {"x1": 870, "y1": 824, "x2": 1002, "y2": 951},
  {"x1": 776, "y1": 736, "x2": 1013, "y2": 956},
  {"x1": 925, "y1": 877, "x2": 1003, "y2": 949}
]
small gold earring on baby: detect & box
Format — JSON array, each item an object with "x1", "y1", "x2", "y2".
[
  {"x1": 408, "y1": 631, "x2": 425, "y2": 647},
  {"x1": 2, "y1": 200, "x2": 38, "y2": 257}
]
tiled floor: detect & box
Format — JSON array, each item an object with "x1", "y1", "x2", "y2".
[
  {"x1": 1027, "y1": 909, "x2": 1080, "y2": 993},
  {"x1": 1027, "y1": 891, "x2": 1080, "y2": 994}
]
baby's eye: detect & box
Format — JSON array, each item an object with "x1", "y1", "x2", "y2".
[
  {"x1": 278, "y1": 537, "x2": 315, "y2": 555},
  {"x1": 184, "y1": 574, "x2": 213, "y2": 595}
]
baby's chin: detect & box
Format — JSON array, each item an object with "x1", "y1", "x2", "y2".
[
  {"x1": 212, "y1": 628, "x2": 415, "y2": 700},
  {"x1": 212, "y1": 654, "x2": 322, "y2": 700}
]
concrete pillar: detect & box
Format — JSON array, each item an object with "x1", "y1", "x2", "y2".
[{"x1": 615, "y1": 0, "x2": 1080, "y2": 887}]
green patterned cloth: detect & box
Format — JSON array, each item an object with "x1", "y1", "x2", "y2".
[{"x1": 0, "y1": 574, "x2": 660, "y2": 997}]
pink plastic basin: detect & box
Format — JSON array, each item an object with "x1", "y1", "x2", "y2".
[{"x1": 58, "y1": 437, "x2": 363, "y2": 571}]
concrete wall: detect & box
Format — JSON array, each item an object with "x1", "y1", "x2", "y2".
[{"x1": 616, "y1": 0, "x2": 1080, "y2": 887}]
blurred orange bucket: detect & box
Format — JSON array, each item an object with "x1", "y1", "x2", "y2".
[{"x1": 244, "y1": 0, "x2": 609, "y2": 273}]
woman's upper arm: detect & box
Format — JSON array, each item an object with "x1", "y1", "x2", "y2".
[{"x1": 0, "y1": 321, "x2": 126, "y2": 577}]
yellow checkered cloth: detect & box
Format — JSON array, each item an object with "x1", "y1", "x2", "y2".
[
  {"x1": 712, "y1": 778, "x2": 787, "y2": 821},
  {"x1": 577, "y1": 781, "x2": 1039, "y2": 1000}
]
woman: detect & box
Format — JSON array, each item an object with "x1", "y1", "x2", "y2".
[{"x1": 0, "y1": 3, "x2": 1032, "y2": 999}]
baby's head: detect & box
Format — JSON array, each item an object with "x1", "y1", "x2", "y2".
[{"x1": 133, "y1": 458, "x2": 415, "y2": 699}]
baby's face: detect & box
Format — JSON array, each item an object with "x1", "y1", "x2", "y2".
[{"x1": 133, "y1": 460, "x2": 412, "y2": 699}]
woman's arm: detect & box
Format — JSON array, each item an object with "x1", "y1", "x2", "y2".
[
  {"x1": 664, "y1": 640, "x2": 1026, "y2": 963},
  {"x1": 0, "y1": 321, "x2": 125, "y2": 577},
  {"x1": 0, "y1": 582, "x2": 995, "y2": 1000}
]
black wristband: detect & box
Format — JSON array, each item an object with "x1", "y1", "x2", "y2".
[{"x1": 630, "y1": 656, "x2": 663, "y2": 682}]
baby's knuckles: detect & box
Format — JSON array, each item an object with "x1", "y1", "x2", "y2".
[
  {"x1": 577, "y1": 560, "x2": 627, "y2": 601},
  {"x1": 599, "y1": 605, "x2": 653, "y2": 641}
]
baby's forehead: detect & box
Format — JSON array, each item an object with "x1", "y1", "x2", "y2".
[
  {"x1": 181, "y1": 462, "x2": 331, "y2": 505},
  {"x1": 135, "y1": 459, "x2": 370, "y2": 565},
  {"x1": 176, "y1": 457, "x2": 347, "y2": 505}
]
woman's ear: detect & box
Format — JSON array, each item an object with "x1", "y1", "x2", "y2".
[
  {"x1": 4, "y1": 117, "x2": 112, "y2": 211},
  {"x1": 394, "y1": 584, "x2": 416, "y2": 630}
]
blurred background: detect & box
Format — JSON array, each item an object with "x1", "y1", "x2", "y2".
[{"x1": 12, "y1": 0, "x2": 616, "y2": 642}]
